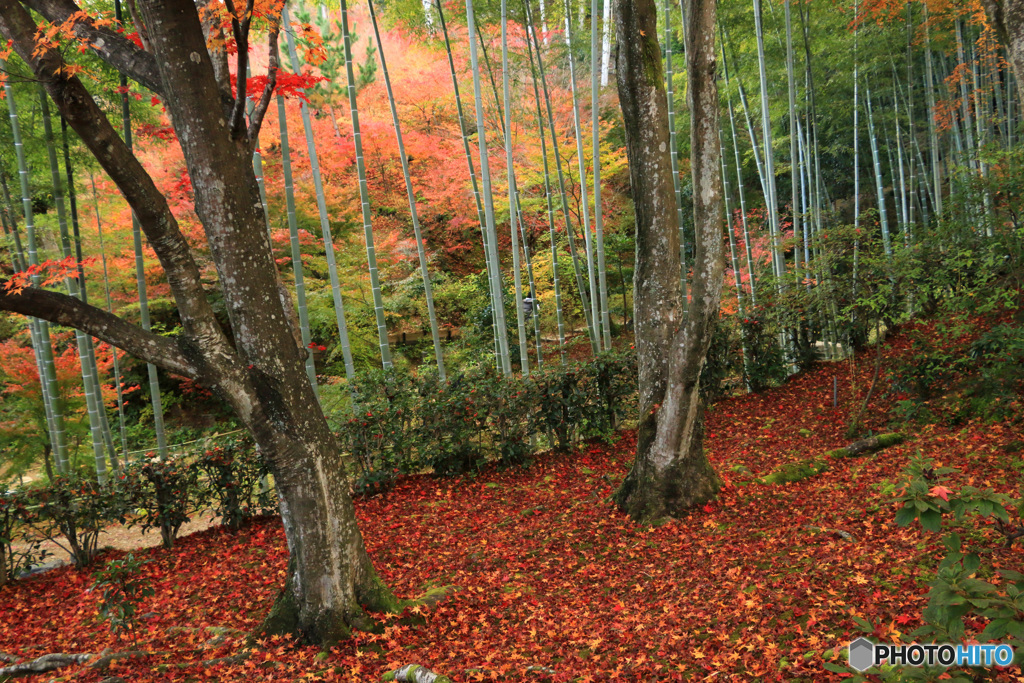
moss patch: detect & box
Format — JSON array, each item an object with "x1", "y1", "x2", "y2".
[{"x1": 757, "y1": 459, "x2": 829, "y2": 485}]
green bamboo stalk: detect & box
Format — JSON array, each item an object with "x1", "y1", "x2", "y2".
[
  {"x1": 524, "y1": 0, "x2": 567, "y2": 365},
  {"x1": 784, "y1": 0, "x2": 800, "y2": 287},
  {"x1": 903, "y1": 4, "x2": 918, "y2": 231},
  {"x1": 463, "y1": 10, "x2": 542, "y2": 366},
  {"x1": 434, "y1": 0, "x2": 502, "y2": 368},
  {"x1": 562, "y1": 0, "x2": 601, "y2": 345},
  {"x1": 892, "y1": 90, "x2": 911, "y2": 246},
  {"x1": 866, "y1": 86, "x2": 893, "y2": 259},
  {"x1": 281, "y1": 15, "x2": 358, "y2": 381},
  {"x1": 591, "y1": 0, "x2": 611, "y2": 351},
  {"x1": 335, "y1": 0, "x2": 393, "y2": 370},
  {"x1": 501, "y1": 0, "x2": 531, "y2": 374},
  {"x1": 3, "y1": 67, "x2": 69, "y2": 472},
  {"x1": 719, "y1": 30, "x2": 757, "y2": 305},
  {"x1": 114, "y1": 0, "x2": 168, "y2": 459},
  {"x1": 752, "y1": 0, "x2": 784, "y2": 282},
  {"x1": 61, "y1": 122, "x2": 118, "y2": 473},
  {"x1": 719, "y1": 125, "x2": 750, "y2": 386},
  {"x1": 89, "y1": 173, "x2": 130, "y2": 460},
  {"x1": 466, "y1": 0, "x2": 513, "y2": 375},
  {"x1": 368, "y1": 0, "x2": 446, "y2": 379},
  {"x1": 276, "y1": 91, "x2": 319, "y2": 391},
  {"x1": 923, "y1": 6, "x2": 942, "y2": 216},
  {"x1": 0, "y1": 169, "x2": 61, "y2": 472},
  {"x1": 525, "y1": 2, "x2": 598, "y2": 355},
  {"x1": 600, "y1": 0, "x2": 612, "y2": 87},
  {"x1": 38, "y1": 87, "x2": 108, "y2": 483}
]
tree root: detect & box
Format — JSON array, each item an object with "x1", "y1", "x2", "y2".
[
  {"x1": 0, "y1": 653, "x2": 93, "y2": 678},
  {"x1": 88, "y1": 650, "x2": 154, "y2": 671},
  {"x1": 803, "y1": 525, "x2": 856, "y2": 542},
  {"x1": 825, "y1": 433, "x2": 905, "y2": 459},
  {"x1": 383, "y1": 663, "x2": 453, "y2": 682},
  {"x1": 0, "y1": 646, "x2": 250, "y2": 680}
]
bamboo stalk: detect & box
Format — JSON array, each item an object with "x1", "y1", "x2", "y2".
[
  {"x1": 368, "y1": 0, "x2": 447, "y2": 379},
  {"x1": 524, "y1": 0, "x2": 567, "y2": 365},
  {"x1": 281, "y1": 23, "x2": 359, "y2": 381},
  {"x1": 276, "y1": 88, "x2": 320, "y2": 392},
  {"x1": 466, "y1": 0, "x2": 513, "y2": 375},
  {"x1": 592, "y1": 0, "x2": 611, "y2": 351},
  {"x1": 89, "y1": 173, "x2": 130, "y2": 460},
  {"x1": 525, "y1": 2, "x2": 599, "y2": 355},
  {"x1": 115, "y1": 0, "x2": 168, "y2": 459},
  {"x1": 38, "y1": 87, "x2": 109, "y2": 482},
  {"x1": 336, "y1": 0, "x2": 393, "y2": 370},
  {"x1": 563, "y1": 0, "x2": 602, "y2": 347},
  {"x1": 434, "y1": 0, "x2": 503, "y2": 368},
  {"x1": 4, "y1": 71, "x2": 70, "y2": 472}
]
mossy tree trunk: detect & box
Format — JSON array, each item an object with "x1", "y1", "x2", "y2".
[{"x1": 612, "y1": 0, "x2": 724, "y2": 522}]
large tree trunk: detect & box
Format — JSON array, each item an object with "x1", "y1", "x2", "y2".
[
  {"x1": 612, "y1": 0, "x2": 724, "y2": 522},
  {"x1": 0, "y1": 0, "x2": 398, "y2": 646},
  {"x1": 984, "y1": 0, "x2": 1024, "y2": 112}
]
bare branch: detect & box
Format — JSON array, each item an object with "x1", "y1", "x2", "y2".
[
  {"x1": 20, "y1": 0, "x2": 162, "y2": 94},
  {"x1": 227, "y1": 0, "x2": 255, "y2": 140},
  {"x1": 0, "y1": 283, "x2": 199, "y2": 379},
  {"x1": 195, "y1": 0, "x2": 234, "y2": 107},
  {"x1": 247, "y1": 26, "x2": 280, "y2": 147}
]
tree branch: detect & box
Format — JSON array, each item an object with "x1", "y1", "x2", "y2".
[
  {"x1": 247, "y1": 26, "x2": 279, "y2": 147},
  {"x1": 20, "y1": 0, "x2": 163, "y2": 94},
  {"x1": 0, "y1": 0, "x2": 231, "y2": 365},
  {"x1": 0, "y1": 283, "x2": 199, "y2": 379},
  {"x1": 227, "y1": 0, "x2": 254, "y2": 140}
]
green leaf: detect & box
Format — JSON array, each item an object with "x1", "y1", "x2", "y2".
[
  {"x1": 920, "y1": 509, "x2": 943, "y2": 533},
  {"x1": 979, "y1": 619, "x2": 1010, "y2": 641},
  {"x1": 852, "y1": 616, "x2": 873, "y2": 632},
  {"x1": 824, "y1": 662, "x2": 849, "y2": 673},
  {"x1": 895, "y1": 505, "x2": 917, "y2": 527}
]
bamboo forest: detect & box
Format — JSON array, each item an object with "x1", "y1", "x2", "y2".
[{"x1": 0, "y1": 0, "x2": 1023, "y2": 678}]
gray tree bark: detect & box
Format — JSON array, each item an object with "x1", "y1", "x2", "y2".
[
  {"x1": 984, "y1": 0, "x2": 1024, "y2": 112},
  {"x1": 612, "y1": 0, "x2": 724, "y2": 522},
  {"x1": 0, "y1": 0, "x2": 398, "y2": 645}
]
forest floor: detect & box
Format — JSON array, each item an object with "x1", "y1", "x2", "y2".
[{"x1": 1, "y1": 319, "x2": 1022, "y2": 682}]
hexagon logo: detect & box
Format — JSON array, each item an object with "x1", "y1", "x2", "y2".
[{"x1": 848, "y1": 637, "x2": 875, "y2": 672}]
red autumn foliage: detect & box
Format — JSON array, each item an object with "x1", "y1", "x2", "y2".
[{"x1": 1, "y1": 322, "x2": 1021, "y2": 681}]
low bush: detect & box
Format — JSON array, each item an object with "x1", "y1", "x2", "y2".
[
  {"x1": 20, "y1": 475, "x2": 125, "y2": 568},
  {"x1": 332, "y1": 352, "x2": 639, "y2": 492},
  {"x1": 193, "y1": 439, "x2": 275, "y2": 530},
  {"x1": 120, "y1": 454, "x2": 196, "y2": 549},
  {"x1": 887, "y1": 321, "x2": 1024, "y2": 427},
  {"x1": 0, "y1": 489, "x2": 49, "y2": 585}
]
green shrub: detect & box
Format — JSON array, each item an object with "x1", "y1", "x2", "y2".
[
  {"x1": 740, "y1": 308, "x2": 788, "y2": 392},
  {"x1": 193, "y1": 438, "x2": 274, "y2": 530},
  {"x1": 120, "y1": 454, "x2": 197, "y2": 549},
  {"x1": 22, "y1": 475, "x2": 125, "y2": 568},
  {"x1": 92, "y1": 553, "x2": 154, "y2": 646},
  {"x1": 0, "y1": 489, "x2": 49, "y2": 584}
]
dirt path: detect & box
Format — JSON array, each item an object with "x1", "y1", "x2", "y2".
[{"x1": 14, "y1": 511, "x2": 224, "y2": 574}]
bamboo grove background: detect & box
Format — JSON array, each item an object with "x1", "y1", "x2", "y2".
[{"x1": 0, "y1": 0, "x2": 1020, "y2": 481}]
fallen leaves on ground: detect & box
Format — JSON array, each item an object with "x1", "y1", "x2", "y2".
[{"x1": 1, "y1": 321, "x2": 1022, "y2": 682}]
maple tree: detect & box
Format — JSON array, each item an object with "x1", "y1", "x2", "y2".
[
  {"x1": 611, "y1": 0, "x2": 724, "y2": 521},
  {"x1": 0, "y1": 0, "x2": 402, "y2": 645}
]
